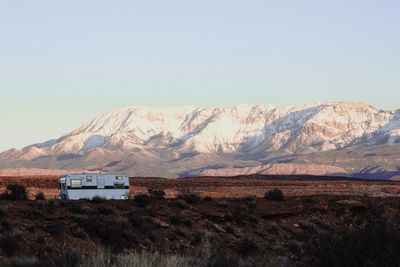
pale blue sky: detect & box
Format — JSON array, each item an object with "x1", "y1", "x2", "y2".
[{"x1": 0, "y1": 0, "x2": 399, "y2": 151}]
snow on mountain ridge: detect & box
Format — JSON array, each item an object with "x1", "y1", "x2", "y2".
[{"x1": 7, "y1": 102, "x2": 400, "y2": 161}]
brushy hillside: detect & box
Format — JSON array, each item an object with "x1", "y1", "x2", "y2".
[{"x1": 1, "y1": 191, "x2": 400, "y2": 266}]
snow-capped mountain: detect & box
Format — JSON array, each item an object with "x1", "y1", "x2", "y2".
[{"x1": 1, "y1": 102, "x2": 399, "y2": 178}]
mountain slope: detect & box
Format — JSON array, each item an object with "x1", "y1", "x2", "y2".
[{"x1": 0, "y1": 102, "x2": 399, "y2": 178}]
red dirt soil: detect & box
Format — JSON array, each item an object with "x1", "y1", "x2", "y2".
[{"x1": 1, "y1": 175, "x2": 399, "y2": 200}]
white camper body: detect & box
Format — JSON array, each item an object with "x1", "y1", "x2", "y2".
[{"x1": 59, "y1": 174, "x2": 130, "y2": 200}]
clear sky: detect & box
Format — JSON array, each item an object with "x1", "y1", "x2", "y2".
[{"x1": 0, "y1": 0, "x2": 399, "y2": 151}]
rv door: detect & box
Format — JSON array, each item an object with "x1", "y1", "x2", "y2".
[{"x1": 97, "y1": 177, "x2": 105, "y2": 189}]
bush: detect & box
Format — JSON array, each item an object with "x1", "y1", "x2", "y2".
[
  {"x1": 265, "y1": 188, "x2": 285, "y2": 201},
  {"x1": 82, "y1": 217, "x2": 133, "y2": 251},
  {"x1": 0, "y1": 235, "x2": 20, "y2": 256},
  {"x1": 244, "y1": 196, "x2": 257, "y2": 209},
  {"x1": 129, "y1": 213, "x2": 145, "y2": 227},
  {"x1": 135, "y1": 194, "x2": 151, "y2": 208},
  {"x1": 5, "y1": 183, "x2": 27, "y2": 200},
  {"x1": 191, "y1": 232, "x2": 204, "y2": 245},
  {"x1": 0, "y1": 257, "x2": 40, "y2": 267},
  {"x1": 238, "y1": 239, "x2": 259, "y2": 255},
  {"x1": 0, "y1": 207, "x2": 7, "y2": 217},
  {"x1": 173, "y1": 199, "x2": 189, "y2": 209},
  {"x1": 217, "y1": 201, "x2": 229, "y2": 208},
  {"x1": 47, "y1": 221, "x2": 65, "y2": 237},
  {"x1": 148, "y1": 188, "x2": 166, "y2": 199},
  {"x1": 179, "y1": 193, "x2": 201, "y2": 205},
  {"x1": 207, "y1": 250, "x2": 240, "y2": 267},
  {"x1": 169, "y1": 215, "x2": 183, "y2": 225},
  {"x1": 1, "y1": 219, "x2": 11, "y2": 230},
  {"x1": 97, "y1": 206, "x2": 113, "y2": 215},
  {"x1": 35, "y1": 191, "x2": 45, "y2": 201},
  {"x1": 183, "y1": 219, "x2": 193, "y2": 227},
  {"x1": 70, "y1": 226, "x2": 87, "y2": 239},
  {"x1": 91, "y1": 196, "x2": 106, "y2": 203},
  {"x1": 308, "y1": 215, "x2": 400, "y2": 266},
  {"x1": 203, "y1": 196, "x2": 212, "y2": 202}
]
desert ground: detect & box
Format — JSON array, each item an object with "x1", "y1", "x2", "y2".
[
  {"x1": 1, "y1": 175, "x2": 400, "y2": 266},
  {"x1": 1, "y1": 175, "x2": 400, "y2": 200}
]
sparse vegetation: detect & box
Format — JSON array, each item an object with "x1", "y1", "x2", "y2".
[
  {"x1": 203, "y1": 196, "x2": 212, "y2": 202},
  {"x1": 307, "y1": 211, "x2": 400, "y2": 267},
  {"x1": 169, "y1": 215, "x2": 183, "y2": 225},
  {"x1": 3, "y1": 183, "x2": 27, "y2": 200},
  {"x1": 238, "y1": 239, "x2": 259, "y2": 255},
  {"x1": 47, "y1": 221, "x2": 65, "y2": 237},
  {"x1": 1, "y1": 178, "x2": 400, "y2": 267},
  {"x1": 216, "y1": 201, "x2": 229, "y2": 208},
  {"x1": 0, "y1": 235, "x2": 20, "y2": 257},
  {"x1": 35, "y1": 191, "x2": 45, "y2": 201},
  {"x1": 134, "y1": 194, "x2": 152, "y2": 207},
  {"x1": 148, "y1": 188, "x2": 166, "y2": 199},
  {"x1": 191, "y1": 232, "x2": 204, "y2": 246},
  {"x1": 265, "y1": 188, "x2": 285, "y2": 201},
  {"x1": 244, "y1": 195, "x2": 257, "y2": 209},
  {"x1": 97, "y1": 205, "x2": 113, "y2": 215},
  {"x1": 179, "y1": 193, "x2": 201, "y2": 205},
  {"x1": 173, "y1": 199, "x2": 189, "y2": 209},
  {"x1": 70, "y1": 225, "x2": 87, "y2": 239},
  {"x1": 92, "y1": 195, "x2": 106, "y2": 203}
]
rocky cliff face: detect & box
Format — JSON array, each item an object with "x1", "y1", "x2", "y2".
[
  {"x1": 201, "y1": 163, "x2": 349, "y2": 177},
  {"x1": 0, "y1": 102, "x2": 399, "y2": 178}
]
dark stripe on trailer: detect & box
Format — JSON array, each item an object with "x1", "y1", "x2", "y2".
[{"x1": 67, "y1": 186, "x2": 130, "y2": 190}]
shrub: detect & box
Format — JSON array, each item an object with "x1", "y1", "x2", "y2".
[
  {"x1": 1, "y1": 219, "x2": 11, "y2": 230},
  {"x1": 70, "y1": 226, "x2": 87, "y2": 239},
  {"x1": 0, "y1": 207, "x2": 7, "y2": 217},
  {"x1": 244, "y1": 196, "x2": 257, "y2": 209},
  {"x1": 265, "y1": 188, "x2": 285, "y2": 201},
  {"x1": 5, "y1": 183, "x2": 27, "y2": 200},
  {"x1": 129, "y1": 213, "x2": 145, "y2": 227},
  {"x1": 203, "y1": 196, "x2": 212, "y2": 202},
  {"x1": 135, "y1": 194, "x2": 151, "y2": 208},
  {"x1": 82, "y1": 218, "x2": 133, "y2": 251},
  {"x1": 47, "y1": 221, "x2": 65, "y2": 237},
  {"x1": 0, "y1": 235, "x2": 20, "y2": 256},
  {"x1": 226, "y1": 226, "x2": 235, "y2": 234},
  {"x1": 179, "y1": 193, "x2": 201, "y2": 205},
  {"x1": 183, "y1": 219, "x2": 193, "y2": 227},
  {"x1": 91, "y1": 196, "x2": 106, "y2": 203},
  {"x1": 97, "y1": 206, "x2": 113, "y2": 215},
  {"x1": 173, "y1": 199, "x2": 189, "y2": 209},
  {"x1": 52, "y1": 251, "x2": 82, "y2": 267},
  {"x1": 148, "y1": 188, "x2": 166, "y2": 199},
  {"x1": 0, "y1": 257, "x2": 39, "y2": 267},
  {"x1": 207, "y1": 250, "x2": 240, "y2": 267},
  {"x1": 175, "y1": 229, "x2": 186, "y2": 237},
  {"x1": 217, "y1": 201, "x2": 229, "y2": 208},
  {"x1": 169, "y1": 215, "x2": 183, "y2": 225},
  {"x1": 191, "y1": 232, "x2": 204, "y2": 245},
  {"x1": 233, "y1": 208, "x2": 256, "y2": 227},
  {"x1": 46, "y1": 199, "x2": 60, "y2": 212},
  {"x1": 35, "y1": 191, "x2": 45, "y2": 201},
  {"x1": 68, "y1": 204, "x2": 85, "y2": 214},
  {"x1": 238, "y1": 239, "x2": 259, "y2": 255},
  {"x1": 307, "y1": 215, "x2": 400, "y2": 266}
]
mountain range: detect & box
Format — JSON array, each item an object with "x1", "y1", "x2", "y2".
[{"x1": 1, "y1": 102, "x2": 399, "y2": 179}]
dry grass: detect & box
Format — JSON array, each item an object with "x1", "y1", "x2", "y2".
[{"x1": 0, "y1": 248, "x2": 286, "y2": 267}]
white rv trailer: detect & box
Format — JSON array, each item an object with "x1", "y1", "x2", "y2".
[{"x1": 59, "y1": 174, "x2": 130, "y2": 200}]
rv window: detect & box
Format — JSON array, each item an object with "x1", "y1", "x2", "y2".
[
  {"x1": 116, "y1": 176, "x2": 123, "y2": 180},
  {"x1": 114, "y1": 183, "x2": 124, "y2": 189},
  {"x1": 86, "y1": 176, "x2": 92, "y2": 183},
  {"x1": 60, "y1": 179, "x2": 66, "y2": 189},
  {"x1": 71, "y1": 179, "x2": 82, "y2": 188}
]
